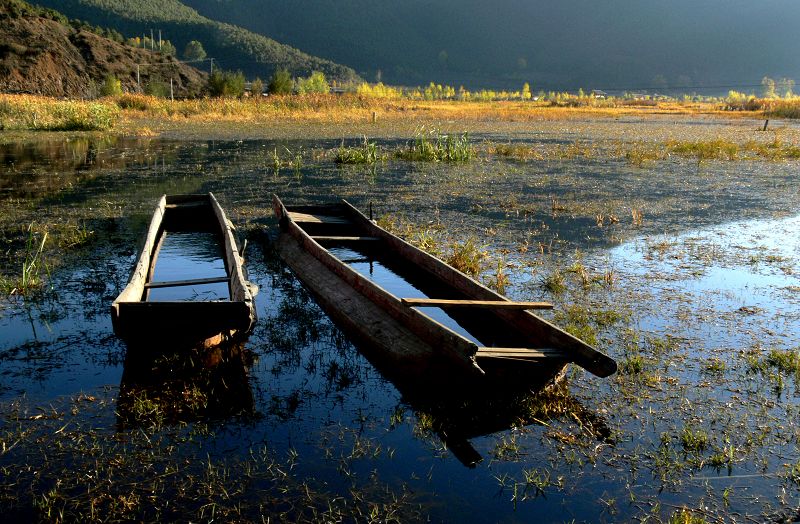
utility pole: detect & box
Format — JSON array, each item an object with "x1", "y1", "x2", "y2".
[
  {"x1": 210, "y1": 58, "x2": 214, "y2": 75},
  {"x1": 150, "y1": 29, "x2": 154, "y2": 50},
  {"x1": 136, "y1": 64, "x2": 140, "y2": 88},
  {"x1": 170, "y1": 78, "x2": 174, "y2": 101},
  {"x1": 158, "y1": 30, "x2": 162, "y2": 50}
]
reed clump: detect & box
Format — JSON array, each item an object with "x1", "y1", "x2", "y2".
[
  {"x1": 1, "y1": 222, "x2": 49, "y2": 296},
  {"x1": 395, "y1": 129, "x2": 475, "y2": 162},
  {"x1": 334, "y1": 137, "x2": 381, "y2": 164},
  {"x1": 666, "y1": 139, "x2": 739, "y2": 161},
  {"x1": 445, "y1": 238, "x2": 486, "y2": 276}
]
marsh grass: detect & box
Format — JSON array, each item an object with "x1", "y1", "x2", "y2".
[
  {"x1": 335, "y1": 137, "x2": 381, "y2": 164},
  {"x1": 0, "y1": 95, "x2": 118, "y2": 131},
  {"x1": 667, "y1": 139, "x2": 739, "y2": 161},
  {"x1": 445, "y1": 238, "x2": 487, "y2": 276},
  {"x1": 766, "y1": 99, "x2": 800, "y2": 119},
  {"x1": 1, "y1": 223, "x2": 49, "y2": 296},
  {"x1": 0, "y1": 396, "x2": 420, "y2": 522},
  {"x1": 490, "y1": 143, "x2": 544, "y2": 161},
  {"x1": 395, "y1": 129, "x2": 474, "y2": 162}
]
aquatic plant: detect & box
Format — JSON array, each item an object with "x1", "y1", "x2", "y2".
[
  {"x1": 679, "y1": 426, "x2": 709, "y2": 453},
  {"x1": 486, "y1": 257, "x2": 510, "y2": 294},
  {"x1": 395, "y1": 129, "x2": 474, "y2": 162},
  {"x1": 539, "y1": 270, "x2": 566, "y2": 294},
  {"x1": 445, "y1": 237, "x2": 486, "y2": 276},
  {"x1": 334, "y1": 137, "x2": 381, "y2": 164}
]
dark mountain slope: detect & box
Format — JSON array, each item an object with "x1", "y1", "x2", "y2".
[{"x1": 182, "y1": 0, "x2": 800, "y2": 91}]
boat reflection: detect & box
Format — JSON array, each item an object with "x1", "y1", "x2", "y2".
[
  {"x1": 365, "y1": 345, "x2": 612, "y2": 468},
  {"x1": 116, "y1": 341, "x2": 256, "y2": 430}
]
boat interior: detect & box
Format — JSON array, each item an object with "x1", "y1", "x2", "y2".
[{"x1": 283, "y1": 203, "x2": 566, "y2": 366}]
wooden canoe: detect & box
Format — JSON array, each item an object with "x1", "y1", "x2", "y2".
[
  {"x1": 272, "y1": 194, "x2": 616, "y2": 387},
  {"x1": 111, "y1": 193, "x2": 257, "y2": 348}
]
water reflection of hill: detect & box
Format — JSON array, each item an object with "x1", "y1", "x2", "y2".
[{"x1": 0, "y1": 137, "x2": 179, "y2": 198}]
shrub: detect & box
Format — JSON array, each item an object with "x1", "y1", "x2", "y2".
[
  {"x1": 267, "y1": 69, "x2": 293, "y2": 94},
  {"x1": 145, "y1": 78, "x2": 169, "y2": 98},
  {"x1": 183, "y1": 40, "x2": 206, "y2": 61},
  {"x1": 250, "y1": 77, "x2": 264, "y2": 97},
  {"x1": 99, "y1": 74, "x2": 122, "y2": 97},
  {"x1": 296, "y1": 71, "x2": 329, "y2": 94},
  {"x1": 207, "y1": 70, "x2": 246, "y2": 98}
]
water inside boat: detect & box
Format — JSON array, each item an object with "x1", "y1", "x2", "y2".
[
  {"x1": 328, "y1": 245, "x2": 487, "y2": 346},
  {"x1": 147, "y1": 231, "x2": 229, "y2": 302}
]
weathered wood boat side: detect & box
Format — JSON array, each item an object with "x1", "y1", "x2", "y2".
[
  {"x1": 272, "y1": 194, "x2": 616, "y2": 385},
  {"x1": 111, "y1": 193, "x2": 256, "y2": 347}
]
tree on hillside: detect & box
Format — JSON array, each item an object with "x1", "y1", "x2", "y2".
[
  {"x1": 160, "y1": 40, "x2": 176, "y2": 57},
  {"x1": 762, "y1": 76, "x2": 776, "y2": 98},
  {"x1": 183, "y1": 40, "x2": 206, "y2": 61},
  {"x1": 267, "y1": 69, "x2": 293, "y2": 94}
]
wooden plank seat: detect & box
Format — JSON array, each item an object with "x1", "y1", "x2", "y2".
[
  {"x1": 475, "y1": 347, "x2": 567, "y2": 360},
  {"x1": 311, "y1": 236, "x2": 382, "y2": 242},
  {"x1": 288, "y1": 211, "x2": 353, "y2": 225},
  {"x1": 401, "y1": 298, "x2": 553, "y2": 310},
  {"x1": 144, "y1": 276, "x2": 230, "y2": 289}
]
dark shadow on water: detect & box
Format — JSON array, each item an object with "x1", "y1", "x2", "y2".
[
  {"x1": 257, "y1": 230, "x2": 611, "y2": 468},
  {"x1": 116, "y1": 341, "x2": 257, "y2": 430}
]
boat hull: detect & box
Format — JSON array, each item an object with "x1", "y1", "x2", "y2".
[
  {"x1": 273, "y1": 195, "x2": 616, "y2": 388},
  {"x1": 112, "y1": 193, "x2": 256, "y2": 349}
]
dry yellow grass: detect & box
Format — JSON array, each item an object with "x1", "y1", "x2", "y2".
[{"x1": 0, "y1": 93, "x2": 766, "y2": 135}]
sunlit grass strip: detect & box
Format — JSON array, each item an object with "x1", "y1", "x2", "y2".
[
  {"x1": 0, "y1": 95, "x2": 119, "y2": 131},
  {"x1": 395, "y1": 129, "x2": 475, "y2": 162},
  {"x1": 765, "y1": 98, "x2": 800, "y2": 119}
]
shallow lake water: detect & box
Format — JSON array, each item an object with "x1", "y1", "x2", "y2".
[{"x1": 2, "y1": 119, "x2": 800, "y2": 521}]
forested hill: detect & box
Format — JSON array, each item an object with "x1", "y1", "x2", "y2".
[
  {"x1": 30, "y1": 0, "x2": 360, "y2": 83},
  {"x1": 0, "y1": 0, "x2": 207, "y2": 97},
  {"x1": 182, "y1": 0, "x2": 800, "y2": 92}
]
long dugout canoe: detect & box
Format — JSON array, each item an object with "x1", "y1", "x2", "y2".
[
  {"x1": 111, "y1": 193, "x2": 256, "y2": 348},
  {"x1": 272, "y1": 194, "x2": 616, "y2": 387}
]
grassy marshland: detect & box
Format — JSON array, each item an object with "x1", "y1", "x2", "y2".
[{"x1": 1, "y1": 114, "x2": 800, "y2": 521}]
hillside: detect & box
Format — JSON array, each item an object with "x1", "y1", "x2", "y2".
[
  {"x1": 30, "y1": 0, "x2": 360, "y2": 83},
  {"x1": 0, "y1": 0, "x2": 207, "y2": 97},
  {"x1": 182, "y1": 0, "x2": 800, "y2": 92}
]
